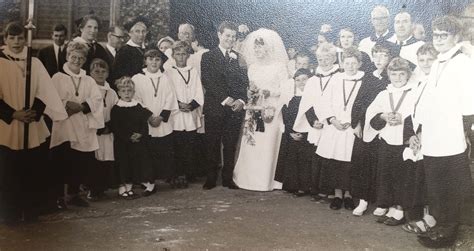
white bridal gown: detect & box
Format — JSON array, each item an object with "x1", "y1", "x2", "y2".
[{"x1": 233, "y1": 62, "x2": 290, "y2": 191}]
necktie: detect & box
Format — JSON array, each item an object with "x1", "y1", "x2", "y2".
[
  {"x1": 225, "y1": 50, "x2": 230, "y2": 62},
  {"x1": 57, "y1": 46, "x2": 62, "y2": 70}
]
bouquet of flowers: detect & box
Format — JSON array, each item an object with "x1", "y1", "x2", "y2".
[{"x1": 243, "y1": 83, "x2": 275, "y2": 145}]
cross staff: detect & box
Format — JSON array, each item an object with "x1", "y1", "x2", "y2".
[{"x1": 23, "y1": 0, "x2": 36, "y2": 149}]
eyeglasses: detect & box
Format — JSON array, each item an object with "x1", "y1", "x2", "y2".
[
  {"x1": 111, "y1": 34, "x2": 127, "y2": 40},
  {"x1": 69, "y1": 55, "x2": 86, "y2": 62},
  {"x1": 432, "y1": 32, "x2": 450, "y2": 40}
]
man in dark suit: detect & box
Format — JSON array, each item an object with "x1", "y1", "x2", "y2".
[
  {"x1": 37, "y1": 24, "x2": 67, "y2": 77},
  {"x1": 201, "y1": 21, "x2": 248, "y2": 190},
  {"x1": 104, "y1": 26, "x2": 126, "y2": 84}
]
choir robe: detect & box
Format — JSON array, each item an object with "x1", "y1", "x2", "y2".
[
  {"x1": 0, "y1": 49, "x2": 67, "y2": 150},
  {"x1": 95, "y1": 82, "x2": 119, "y2": 161},
  {"x1": 111, "y1": 40, "x2": 146, "y2": 84},
  {"x1": 50, "y1": 65, "x2": 104, "y2": 152},
  {"x1": 275, "y1": 84, "x2": 313, "y2": 192},
  {"x1": 363, "y1": 83, "x2": 417, "y2": 207},
  {"x1": 132, "y1": 69, "x2": 179, "y2": 137},
  {"x1": 316, "y1": 71, "x2": 365, "y2": 162},
  {"x1": 293, "y1": 65, "x2": 339, "y2": 146},
  {"x1": 163, "y1": 47, "x2": 209, "y2": 76},
  {"x1": 167, "y1": 65, "x2": 204, "y2": 131},
  {"x1": 358, "y1": 30, "x2": 394, "y2": 61},
  {"x1": 387, "y1": 35, "x2": 425, "y2": 67},
  {"x1": 109, "y1": 100, "x2": 154, "y2": 184}
]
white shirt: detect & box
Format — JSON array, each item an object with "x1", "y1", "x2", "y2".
[
  {"x1": 53, "y1": 43, "x2": 64, "y2": 65},
  {"x1": 388, "y1": 35, "x2": 425, "y2": 67},
  {"x1": 416, "y1": 44, "x2": 474, "y2": 156},
  {"x1": 95, "y1": 82, "x2": 118, "y2": 161},
  {"x1": 359, "y1": 30, "x2": 390, "y2": 61},
  {"x1": 106, "y1": 44, "x2": 117, "y2": 57}
]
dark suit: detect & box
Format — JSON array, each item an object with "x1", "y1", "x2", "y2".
[
  {"x1": 37, "y1": 45, "x2": 66, "y2": 77},
  {"x1": 201, "y1": 48, "x2": 248, "y2": 183},
  {"x1": 104, "y1": 46, "x2": 116, "y2": 85}
]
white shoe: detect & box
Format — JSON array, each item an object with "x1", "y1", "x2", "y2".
[
  {"x1": 373, "y1": 207, "x2": 388, "y2": 216},
  {"x1": 352, "y1": 200, "x2": 368, "y2": 216}
]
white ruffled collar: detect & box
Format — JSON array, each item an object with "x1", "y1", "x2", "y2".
[
  {"x1": 386, "y1": 83, "x2": 412, "y2": 93},
  {"x1": 315, "y1": 65, "x2": 339, "y2": 76},
  {"x1": 97, "y1": 82, "x2": 113, "y2": 91},
  {"x1": 116, "y1": 99, "x2": 139, "y2": 107},
  {"x1": 173, "y1": 65, "x2": 193, "y2": 71},
  {"x1": 63, "y1": 63, "x2": 86, "y2": 78},
  {"x1": 343, "y1": 71, "x2": 364, "y2": 81},
  {"x1": 2, "y1": 46, "x2": 27, "y2": 60},
  {"x1": 142, "y1": 68, "x2": 163, "y2": 78}
]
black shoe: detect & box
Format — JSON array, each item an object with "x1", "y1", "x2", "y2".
[
  {"x1": 343, "y1": 197, "x2": 355, "y2": 210},
  {"x1": 376, "y1": 215, "x2": 390, "y2": 223},
  {"x1": 292, "y1": 191, "x2": 308, "y2": 198},
  {"x1": 142, "y1": 187, "x2": 157, "y2": 197},
  {"x1": 384, "y1": 217, "x2": 405, "y2": 226},
  {"x1": 69, "y1": 196, "x2": 90, "y2": 207},
  {"x1": 330, "y1": 197, "x2": 343, "y2": 210},
  {"x1": 57, "y1": 198, "x2": 68, "y2": 210},
  {"x1": 203, "y1": 179, "x2": 217, "y2": 190},
  {"x1": 222, "y1": 180, "x2": 239, "y2": 189}
]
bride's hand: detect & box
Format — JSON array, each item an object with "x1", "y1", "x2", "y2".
[{"x1": 261, "y1": 89, "x2": 271, "y2": 99}]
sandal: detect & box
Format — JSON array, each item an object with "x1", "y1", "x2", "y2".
[{"x1": 402, "y1": 220, "x2": 430, "y2": 234}]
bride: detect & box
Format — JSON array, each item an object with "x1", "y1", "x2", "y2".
[{"x1": 233, "y1": 28, "x2": 291, "y2": 191}]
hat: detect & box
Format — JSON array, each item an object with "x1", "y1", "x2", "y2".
[{"x1": 124, "y1": 16, "x2": 150, "y2": 31}]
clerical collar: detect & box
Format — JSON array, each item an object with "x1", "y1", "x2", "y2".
[
  {"x1": 315, "y1": 65, "x2": 339, "y2": 76},
  {"x1": 2, "y1": 46, "x2": 27, "y2": 60},
  {"x1": 343, "y1": 71, "x2": 364, "y2": 81},
  {"x1": 127, "y1": 39, "x2": 145, "y2": 49},
  {"x1": 63, "y1": 63, "x2": 86, "y2": 78},
  {"x1": 437, "y1": 43, "x2": 463, "y2": 62},
  {"x1": 143, "y1": 68, "x2": 163, "y2": 78},
  {"x1": 116, "y1": 99, "x2": 139, "y2": 107}
]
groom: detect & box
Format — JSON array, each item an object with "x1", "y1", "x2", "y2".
[{"x1": 201, "y1": 21, "x2": 248, "y2": 190}]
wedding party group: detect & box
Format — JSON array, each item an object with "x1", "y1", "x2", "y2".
[{"x1": 1, "y1": 3, "x2": 474, "y2": 248}]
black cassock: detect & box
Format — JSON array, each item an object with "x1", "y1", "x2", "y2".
[
  {"x1": 275, "y1": 96, "x2": 313, "y2": 192},
  {"x1": 110, "y1": 103, "x2": 153, "y2": 184},
  {"x1": 111, "y1": 45, "x2": 145, "y2": 86}
]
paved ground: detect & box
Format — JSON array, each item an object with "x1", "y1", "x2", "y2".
[{"x1": 0, "y1": 180, "x2": 472, "y2": 251}]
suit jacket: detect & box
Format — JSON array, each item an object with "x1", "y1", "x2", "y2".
[
  {"x1": 104, "y1": 46, "x2": 115, "y2": 84},
  {"x1": 37, "y1": 45, "x2": 66, "y2": 77},
  {"x1": 201, "y1": 47, "x2": 248, "y2": 117},
  {"x1": 111, "y1": 44, "x2": 146, "y2": 85}
]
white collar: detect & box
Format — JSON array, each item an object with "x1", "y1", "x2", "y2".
[
  {"x1": 376, "y1": 30, "x2": 389, "y2": 38},
  {"x1": 173, "y1": 65, "x2": 193, "y2": 71},
  {"x1": 126, "y1": 39, "x2": 145, "y2": 49},
  {"x1": 386, "y1": 83, "x2": 412, "y2": 93},
  {"x1": 372, "y1": 70, "x2": 382, "y2": 79},
  {"x1": 218, "y1": 45, "x2": 231, "y2": 56},
  {"x1": 315, "y1": 65, "x2": 339, "y2": 76},
  {"x1": 343, "y1": 71, "x2": 364, "y2": 80},
  {"x1": 116, "y1": 99, "x2": 139, "y2": 107},
  {"x1": 2, "y1": 46, "x2": 27, "y2": 59},
  {"x1": 63, "y1": 63, "x2": 86, "y2": 78},
  {"x1": 143, "y1": 68, "x2": 163, "y2": 78},
  {"x1": 395, "y1": 35, "x2": 413, "y2": 45},
  {"x1": 106, "y1": 44, "x2": 116, "y2": 56},
  {"x1": 97, "y1": 82, "x2": 113, "y2": 91},
  {"x1": 437, "y1": 43, "x2": 462, "y2": 62},
  {"x1": 73, "y1": 36, "x2": 94, "y2": 44}
]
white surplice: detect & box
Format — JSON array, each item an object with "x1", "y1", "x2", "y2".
[
  {"x1": 233, "y1": 62, "x2": 290, "y2": 191},
  {"x1": 95, "y1": 82, "x2": 118, "y2": 161},
  {"x1": 293, "y1": 65, "x2": 339, "y2": 146},
  {"x1": 50, "y1": 65, "x2": 104, "y2": 152},
  {"x1": 166, "y1": 65, "x2": 204, "y2": 131},
  {"x1": 316, "y1": 71, "x2": 364, "y2": 162},
  {"x1": 132, "y1": 69, "x2": 179, "y2": 137},
  {"x1": 0, "y1": 48, "x2": 67, "y2": 150}
]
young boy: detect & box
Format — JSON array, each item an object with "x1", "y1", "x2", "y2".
[
  {"x1": 415, "y1": 16, "x2": 474, "y2": 248},
  {"x1": 350, "y1": 44, "x2": 392, "y2": 216},
  {"x1": 275, "y1": 68, "x2": 314, "y2": 196},
  {"x1": 50, "y1": 41, "x2": 104, "y2": 208},
  {"x1": 364, "y1": 57, "x2": 418, "y2": 226},
  {"x1": 109, "y1": 77, "x2": 153, "y2": 199},
  {"x1": 0, "y1": 22, "x2": 67, "y2": 224},
  {"x1": 132, "y1": 49, "x2": 178, "y2": 193},
  {"x1": 293, "y1": 43, "x2": 340, "y2": 202},
  {"x1": 87, "y1": 58, "x2": 119, "y2": 201},
  {"x1": 167, "y1": 41, "x2": 204, "y2": 187},
  {"x1": 289, "y1": 52, "x2": 312, "y2": 77}
]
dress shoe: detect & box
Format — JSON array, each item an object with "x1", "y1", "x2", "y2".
[
  {"x1": 203, "y1": 179, "x2": 217, "y2": 190},
  {"x1": 343, "y1": 197, "x2": 355, "y2": 210},
  {"x1": 384, "y1": 217, "x2": 405, "y2": 226},
  {"x1": 222, "y1": 180, "x2": 239, "y2": 189},
  {"x1": 142, "y1": 187, "x2": 157, "y2": 197},
  {"x1": 376, "y1": 215, "x2": 390, "y2": 223},
  {"x1": 330, "y1": 197, "x2": 343, "y2": 210}
]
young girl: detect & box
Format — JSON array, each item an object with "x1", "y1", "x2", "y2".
[
  {"x1": 132, "y1": 49, "x2": 178, "y2": 192},
  {"x1": 109, "y1": 77, "x2": 154, "y2": 199},
  {"x1": 50, "y1": 41, "x2": 104, "y2": 208},
  {"x1": 317, "y1": 47, "x2": 366, "y2": 210},
  {"x1": 336, "y1": 28, "x2": 373, "y2": 73},
  {"x1": 275, "y1": 68, "x2": 314, "y2": 196},
  {"x1": 363, "y1": 57, "x2": 418, "y2": 226},
  {"x1": 87, "y1": 58, "x2": 119, "y2": 201},
  {"x1": 167, "y1": 41, "x2": 204, "y2": 187},
  {"x1": 293, "y1": 43, "x2": 340, "y2": 201},
  {"x1": 350, "y1": 44, "x2": 392, "y2": 216}
]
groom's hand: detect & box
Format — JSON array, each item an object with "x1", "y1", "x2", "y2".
[
  {"x1": 231, "y1": 100, "x2": 244, "y2": 112},
  {"x1": 224, "y1": 97, "x2": 235, "y2": 106}
]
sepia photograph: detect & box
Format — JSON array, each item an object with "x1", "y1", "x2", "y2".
[{"x1": 0, "y1": 0, "x2": 473, "y2": 249}]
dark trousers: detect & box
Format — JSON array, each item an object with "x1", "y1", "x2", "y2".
[
  {"x1": 319, "y1": 158, "x2": 352, "y2": 191},
  {"x1": 87, "y1": 160, "x2": 116, "y2": 195},
  {"x1": 204, "y1": 108, "x2": 244, "y2": 183},
  {"x1": 423, "y1": 151, "x2": 471, "y2": 231},
  {"x1": 351, "y1": 138, "x2": 379, "y2": 202},
  {"x1": 149, "y1": 134, "x2": 174, "y2": 180},
  {"x1": 173, "y1": 130, "x2": 198, "y2": 179},
  {"x1": 51, "y1": 142, "x2": 94, "y2": 196},
  {"x1": 403, "y1": 160, "x2": 425, "y2": 221},
  {"x1": 0, "y1": 143, "x2": 47, "y2": 221}
]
